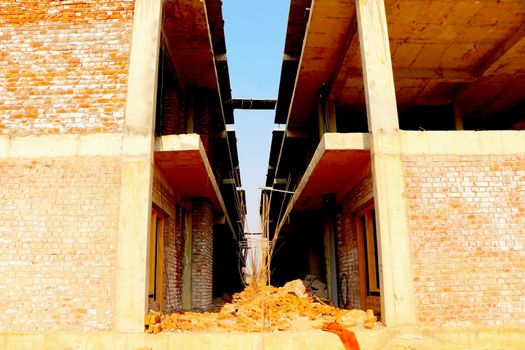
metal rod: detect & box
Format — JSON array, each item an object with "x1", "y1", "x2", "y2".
[{"x1": 258, "y1": 187, "x2": 295, "y2": 194}]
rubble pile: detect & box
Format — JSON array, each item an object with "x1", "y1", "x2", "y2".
[{"x1": 145, "y1": 279, "x2": 379, "y2": 333}]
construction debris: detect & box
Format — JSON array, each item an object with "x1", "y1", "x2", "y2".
[
  {"x1": 145, "y1": 279, "x2": 379, "y2": 333},
  {"x1": 304, "y1": 275, "x2": 328, "y2": 299}
]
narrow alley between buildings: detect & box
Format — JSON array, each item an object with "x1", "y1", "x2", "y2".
[{"x1": 1, "y1": 0, "x2": 525, "y2": 349}]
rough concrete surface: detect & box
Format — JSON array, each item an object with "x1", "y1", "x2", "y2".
[{"x1": 2, "y1": 327, "x2": 525, "y2": 349}]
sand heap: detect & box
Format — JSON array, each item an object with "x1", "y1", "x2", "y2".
[{"x1": 145, "y1": 279, "x2": 379, "y2": 333}]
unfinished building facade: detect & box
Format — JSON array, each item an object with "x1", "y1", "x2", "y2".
[
  {"x1": 266, "y1": 0, "x2": 525, "y2": 327},
  {"x1": 0, "y1": 0, "x2": 244, "y2": 332}
]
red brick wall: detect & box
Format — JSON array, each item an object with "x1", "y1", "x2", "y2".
[
  {"x1": 337, "y1": 200, "x2": 361, "y2": 309},
  {"x1": 159, "y1": 88, "x2": 184, "y2": 135},
  {"x1": 403, "y1": 155, "x2": 525, "y2": 325},
  {"x1": 152, "y1": 169, "x2": 184, "y2": 312},
  {"x1": 0, "y1": 157, "x2": 121, "y2": 331},
  {"x1": 337, "y1": 171, "x2": 381, "y2": 310},
  {"x1": 191, "y1": 199, "x2": 213, "y2": 311},
  {"x1": 194, "y1": 95, "x2": 212, "y2": 161},
  {"x1": 0, "y1": 1, "x2": 134, "y2": 135}
]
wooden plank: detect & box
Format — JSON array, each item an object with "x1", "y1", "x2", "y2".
[
  {"x1": 148, "y1": 212, "x2": 157, "y2": 297},
  {"x1": 356, "y1": 212, "x2": 368, "y2": 310}
]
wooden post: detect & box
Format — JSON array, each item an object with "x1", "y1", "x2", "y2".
[
  {"x1": 317, "y1": 98, "x2": 338, "y2": 139},
  {"x1": 317, "y1": 96, "x2": 326, "y2": 140},
  {"x1": 326, "y1": 100, "x2": 337, "y2": 133},
  {"x1": 453, "y1": 99, "x2": 464, "y2": 130},
  {"x1": 356, "y1": 0, "x2": 416, "y2": 326}
]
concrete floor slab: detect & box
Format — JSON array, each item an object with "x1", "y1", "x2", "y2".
[{"x1": 2, "y1": 326, "x2": 525, "y2": 349}]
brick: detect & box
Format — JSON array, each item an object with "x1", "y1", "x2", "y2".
[
  {"x1": 0, "y1": 1, "x2": 134, "y2": 135},
  {"x1": 151, "y1": 170, "x2": 185, "y2": 313},
  {"x1": 336, "y1": 171, "x2": 380, "y2": 311},
  {"x1": 191, "y1": 199, "x2": 213, "y2": 311},
  {"x1": 0, "y1": 157, "x2": 122, "y2": 332},
  {"x1": 402, "y1": 154, "x2": 525, "y2": 326}
]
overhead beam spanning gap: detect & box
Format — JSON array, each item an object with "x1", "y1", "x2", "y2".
[{"x1": 231, "y1": 99, "x2": 277, "y2": 110}]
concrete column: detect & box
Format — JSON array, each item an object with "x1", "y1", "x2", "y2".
[
  {"x1": 322, "y1": 194, "x2": 338, "y2": 306},
  {"x1": 356, "y1": 0, "x2": 416, "y2": 326},
  {"x1": 115, "y1": 0, "x2": 163, "y2": 332}
]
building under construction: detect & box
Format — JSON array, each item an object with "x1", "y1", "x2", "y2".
[
  {"x1": 0, "y1": 0, "x2": 245, "y2": 332},
  {"x1": 266, "y1": 0, "x2": 525, "y2": 327},
  {"x1": 0, "y1": 0, "x2": 524, "y2": 347}
]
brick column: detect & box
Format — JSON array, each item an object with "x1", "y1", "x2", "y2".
[{"x1": 191, "y1": 199, "x2": 213, "y2": 311}]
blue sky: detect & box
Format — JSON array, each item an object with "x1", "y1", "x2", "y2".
[{"x1": 222, "y1": 0, "x2": 290, "y2": 233}]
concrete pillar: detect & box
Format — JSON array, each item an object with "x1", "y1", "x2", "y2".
[
  {"x1": 115, "y1": 0, "x2": 163, "y2": 332},
  {"x1": 356, "y1": 0, "x2": 416, "y2": 326},
  {"x1": 322, "y1": 194, "x2": 339, "y2": 306}
]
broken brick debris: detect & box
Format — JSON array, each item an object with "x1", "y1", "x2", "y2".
[{"x1": 144, "y1": 279, "x2": 379, "y2": 333}]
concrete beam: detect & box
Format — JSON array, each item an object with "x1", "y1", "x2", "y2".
[
  {"x1": 231, "y1": 99, "x2": 277, "y2": 110},
  {"x1": 398, "y1": 130, "x2": 525, "y2": 155},
  {"x1": 477, "y1": 23, "x2": 525, "y2": 77},
  {"x1": 346, "y1": 67, "x2": 477, "y2": 83},
  {"x1": 328, "y1": 19, "x2": 358, "y2": 101}
]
